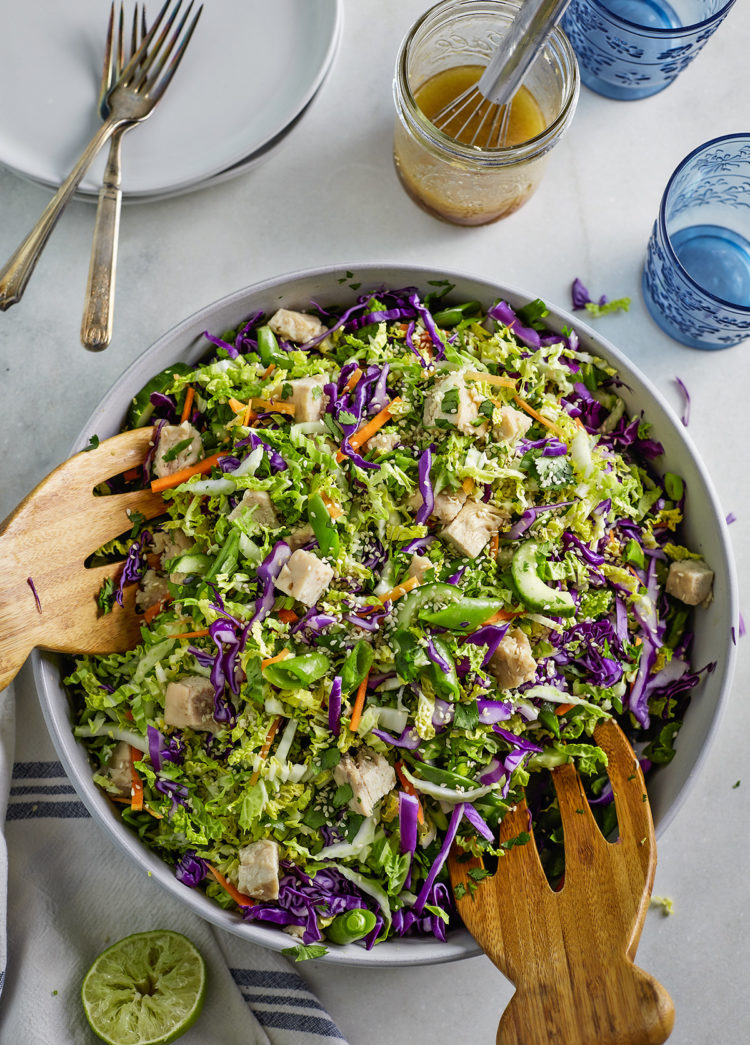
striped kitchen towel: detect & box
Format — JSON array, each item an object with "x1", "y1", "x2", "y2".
[{"x1": 0, "y1": 665, "x2": 349, "y2": 1045}]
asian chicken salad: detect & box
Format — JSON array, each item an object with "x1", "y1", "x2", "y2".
[{"x1": 65, "y1": 284, "x2": 714, "y2": 955}]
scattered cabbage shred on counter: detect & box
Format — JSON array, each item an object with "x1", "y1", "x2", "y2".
[{"x1": 66, "y1": 284, "x2": 714, "y2": 954}]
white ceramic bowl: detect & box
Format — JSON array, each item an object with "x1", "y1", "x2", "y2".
[{"x1": 32, "y1": 264, "x2": 738, "y2": 967}]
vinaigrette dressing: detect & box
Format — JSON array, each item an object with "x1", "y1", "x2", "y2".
[
  {"x1": 415, "y1": 65, "x2": 546, "y2": 150},
  {"x1": 393, "y1": 63, "x2": 554, "y2": 225}
]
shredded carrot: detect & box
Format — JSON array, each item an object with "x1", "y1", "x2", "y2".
[
  {"x1": 319, "y1": 491, "x2": 343, "y2": 519},
  {"x1": 335, "y1": 397, "x2": 401, "y2": 463},
  {"x1": 348, "y1": 671, "x2": 370, "y2": 733},
  {"x1": 150, "y1": 452, "x2": 225, "y2": 494},
  {"x1": 130, "y1": 747, "x2": 144, "y2": 812},
  {"x1": 464, "y1": 370, "x2": 517, "y2": 389},
  {"x1": 261, "y1": 649, "x2": 290, "y2": 669},
  {"x1": 251, "y1": 398, "x2": 296, "y2": 416},
  {"x1": 111, "y1": 795, "x2": 162, "y2": 819},
  {"x1": 395, "y1": 761, "x2": 424, "y2": 824},
  {"x1": 227, "y1": 396, "x2": 257, "y2": 427},
  {"x1": 208, "y1": 865, "x2": 256, "y2": 908},
  {"x1": 461, "y1": 477, "x2": 475, "y2": 494},
  {"x1": 278, "y1": 609, "x2": 299, "y2": 624},
  {"x1": 378, "y1": 574, "x2": 419, "y2": 604},
  {"x1": 484, "y1": 608, "x2": 520, "y2": 624},
  {"x1": 170, "y1": 627, "x2": 211, "y2": 640},
  {"x1": 250, "y1": 716, "x2": 283, "y2": 786},
  {"x1": 344, "y1": 367, "x2": 363, "y2": 392},
  {"x1": 142, "y1": 597, "x2": 172, "y2": 624},
  {"x1": 180, "y1": 386, "x2": 195, "y2": 424},
  {"x1": 261, "y1": 363, "x2": 276, "y2": 379},
  {"x1": 123, "y1": 466, "x2": 141, "y2": 481},
  {"x1": 489, "y1": 532, "x2": 500, "y2": 558},
  {"x1": 555, "y1": 703, "x2": 576, "y2": 716},
  {"x1": 513, "y1": 394, "x2": 565, "y2": 438}
]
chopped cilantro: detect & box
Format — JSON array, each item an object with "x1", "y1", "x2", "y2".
[
  {"x1": 441, "y1": 388, "x2": 460, "y2": 415},
  {"x1": 83, "y1": 434, "x2": 100, "y2": 452},
  {"x1": 453, "y1": 700, "x2": 479, "y2": 731},
  {"x1": 333, "y1": 783, "x2": 353, "y2": 809},
  {"x1": 282, "y1": 943, "x2": 329, "y2": 961},
  {"x1": 499, "y1": 831, "x2": 531, "y2": 851},
  {"x1": 319, "y1": 747, "x2": 341, "y2": 770},
  {"x1": 467, "y1": 867, "x2": 492, "y2": 883},
  {"x1": 96, "y1": 577, "x2": 116, "y2": 615}
]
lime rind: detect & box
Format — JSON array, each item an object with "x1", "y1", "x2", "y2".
[{"x1": 81, "y1": 930, "x2": 206, "y2": 1045}]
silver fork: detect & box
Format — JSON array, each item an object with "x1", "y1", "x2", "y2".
[
  {"x1": 0, "y1": 0, "x2": 202, "y2": 313},
  {"x1": 80, "y1": 4, "x2": 146, "y2": 352}
]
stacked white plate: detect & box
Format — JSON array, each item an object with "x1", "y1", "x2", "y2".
[{"x1": 0, "y1": 0, "x2": 342, "y2": 202}]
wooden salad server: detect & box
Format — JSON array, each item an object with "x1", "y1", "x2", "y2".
[
  {"x1": 449, "y1": 719, "x2": 675, "y2": 1045},
  {"x1": 0, "y1": 428, "x2": 165, "y2": 691}
]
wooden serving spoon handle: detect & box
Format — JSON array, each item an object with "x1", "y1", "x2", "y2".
[{"x1": 497, "y1": 959, "x2": 674, "y2": 1045}]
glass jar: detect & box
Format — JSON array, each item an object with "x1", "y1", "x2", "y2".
[{"x1": 393, "y1": 0, "x2": 580, "y2": 226}]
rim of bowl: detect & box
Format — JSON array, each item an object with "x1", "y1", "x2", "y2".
[
  {"x1": 32, "y1": 261, "x2": 738, "y2": 967},
  {"x1": 659, "y1": 131, "x2": 750, "y2": 313},
  {"x1": 589, "y1": 0, "x2": 737, "y2": 35},
  {"x1": 394, "y1": 0, "x2": 580, "y2": 165}
]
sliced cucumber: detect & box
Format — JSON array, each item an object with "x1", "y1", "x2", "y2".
[
  {"x1": 511, "y1": 541, "x2": 575, "y2": 617},
  {"x1": 168, "y1": 552, "x2": 212, "y2": 577}
]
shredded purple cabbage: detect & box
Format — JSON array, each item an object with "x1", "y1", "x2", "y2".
[
  {"x1": 328, "y1": 677, "x2": 342, "y2": 736},
  {"x1": 415, "y1": 447, "x2": 434, "y2": 524},
  {"x1": 399, "y1": 792, "x2": 419, "y2": 855},
  {"x1": 674, "y1": 376, "x2": 690, "y2": 427},
  {"x1": 115, "y1": 529, "x2": 152, "y2": 607},
  {"x1": 175, "y1": 850, "x2": 208, "y2": 887}
]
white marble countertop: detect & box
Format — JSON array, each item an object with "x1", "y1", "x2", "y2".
[{"x1": 1, "y1": 1, "x2": 748, "y2": 1042}]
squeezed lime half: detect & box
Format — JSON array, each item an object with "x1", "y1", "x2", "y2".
[{"x1": 81, "y1": 930, "x2": 206, "y2": 1045}]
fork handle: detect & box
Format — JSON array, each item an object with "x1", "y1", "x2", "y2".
[
  {"x1": 80, "y1": 130, "x2": 125, "y2": 351},
  {"x1": 0, "y1": 116, "x2": 125, "y2": 311}
]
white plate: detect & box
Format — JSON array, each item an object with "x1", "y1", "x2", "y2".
[
  {"x1": 0, "y1": 0, "x2": 341, "y2": 198},
  {"x1": 32, "y1": 263, "x2": 738, "y2": 966}
]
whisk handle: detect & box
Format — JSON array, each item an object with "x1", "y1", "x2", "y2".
[{"x1": 478, "y1": 0, "x2": 572, "y2": 107}]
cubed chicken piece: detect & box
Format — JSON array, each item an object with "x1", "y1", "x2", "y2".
[
  {"x1": 135, "y1": 569, "x2": 170, "y2": 613},
  {"x1": 152, "y1": 421, "x2": 202, "y2": 479},
  {"x1": 152, "y1": 528, "x2": 192, "y2": 583},
  {"x1": 164, "y1": 676, "x2": 220, "y2": 734},
  {"x1": 666, "y1": 559, "x2": 714, "y2": 606},
  {"x1": 488, "y1": 628, "x2": 537, "y2": 690},
  {"x1": 407, "y1": 553, "x2": 433, "y2": 583},
  {"x1": 268, "y1": 308, "x2": 328, "y2": 345},
  {"x1": 286, "y1": 524, "x2": 315, "y2": 551},
  {"x1": 441, "y1": 500, "x2": 507, "y2": 559},
  {"x1": 495, "y1": 405, "x2": 532, "y2": 442},
  {"x1": 409, "y1": 486, "x2": 467, "y2": 524},
  {"x1": 275, "y1": 548, "x2": 334, "y2": 606},
  {"x1": 284, "y1": 375, "x2": 329, "y2": 422},
  {"x1": 228, "y1": 489, "x2": 279, "y2": 528},
  {"x1": 107, "y1": 741, "x2": 133, "y2": 796},
  {"x1": 333, "y1": 747, "x2": 396, "y2": 817},
  {"x1": 237, "y1": 839, "x2": 280, "y2": 901},
  {"x1": 423, "y1": 372, "x2": 486, "y2": 436},
  {"x1": 368, "y1": 430, "x2": 401, "y2": 454}
]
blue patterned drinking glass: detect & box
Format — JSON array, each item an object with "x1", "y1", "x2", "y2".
[
  {"x1": 561, "y1": 0, "x2": 736, "y2": 100},
  {"x1": 642, "y1": 134, "x2": 750, "y2": 350}
]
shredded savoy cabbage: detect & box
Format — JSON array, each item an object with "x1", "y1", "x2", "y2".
[{"x1": 65, "y1": 284, "x2": 714, "y2": 954}]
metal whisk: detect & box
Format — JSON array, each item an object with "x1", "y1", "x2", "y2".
[{"x1": 432, "y1": 0, "x2": 572, "y2": 149}]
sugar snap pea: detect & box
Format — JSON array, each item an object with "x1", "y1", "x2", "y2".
[
  {"x1": 263, "y1": 652, "x2": 331, "y2": 689},
  {"x1": 324, "y1": 908, "x2": 377, "y2": 945}
]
